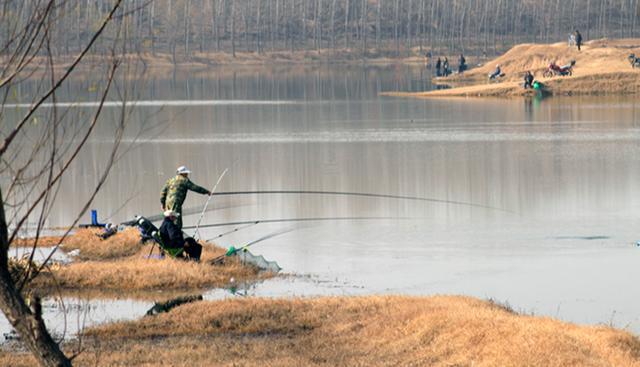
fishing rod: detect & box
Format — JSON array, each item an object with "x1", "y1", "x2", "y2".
[
  {"x1": 206, "y1": 222, "x2": 260, "y2": 241},
  {"x1": 181, "y1": 216, "x2": 414, "y2": 241},
  {"x1": 119, "y1": 201, "x2": 248, "y2": 226},
  {"x1": 196, "y1": 217, "x2": 415, "y2": 241},
  {"x1": 209, "y1": 227, "x2": 295, "y2": 265},
  {"x1": 193, "y1": 167, "x2": 230, "y2": 240},
  {"x1": 207, "y1": 190, "x2": 512, "y2": 213}
]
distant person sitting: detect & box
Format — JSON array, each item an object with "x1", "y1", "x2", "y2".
[
  {"x1": 523, "y1": 71, "x2": 534, "y2": 89},
  {"x1": 159, "y1": 210, "x2": 202, "y2": 261},
  {"x1": 458, "y1": 54, "x2": 467, "y2": 74},
  {"x1": 489, "y1": 64, "x2": 502, "y2": 80}
]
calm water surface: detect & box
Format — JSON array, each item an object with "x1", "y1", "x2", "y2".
[{"x1": 6, "y1": 64, "x2": 640, "y2": 337}]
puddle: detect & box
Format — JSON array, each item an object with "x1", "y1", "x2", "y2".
[
  {"x1": 0, "y1": 297, "x2": 153, "y2": 344},
  {"x1": 0, "y1": 274, "x2": 357, "y2": 345},
  {"x1": 11, "y1": 246, "x2": 72, "y2": 264}
]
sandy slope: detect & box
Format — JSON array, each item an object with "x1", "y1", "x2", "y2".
[{"x1": 384, "y1": 39, "x2": 640, "y2": 98}]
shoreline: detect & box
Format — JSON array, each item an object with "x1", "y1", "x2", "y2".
[
  {"x1": 382, "y1": 39, "x2": 640, "y2": 98},
  {"x1": 4, "y1": 49, "x2": 432, "y2": 79},
  {"x1": 3, "y1": 295, "x2": 640, "y2": 366},
  {"x1": 6, "y1": 230, "x2": 640, "y2": 365},
  {"x1": 12, "y1": 228, "x2": 270, "y2": 295}
]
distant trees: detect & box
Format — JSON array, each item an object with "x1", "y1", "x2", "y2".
[{"x1": 1, "y1": 0, "x2": 640, "y2": 62}]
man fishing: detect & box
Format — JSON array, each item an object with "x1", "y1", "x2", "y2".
[
  {"x1": 160, "y1": 166, "x2": 211, "y2": 230},
  {"x1": 159, "y1": 210, "x2": 202, "y2": 261}
]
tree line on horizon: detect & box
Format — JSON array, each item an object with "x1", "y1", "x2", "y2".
[{"x1": 2, "y1": 0, "x2": 640, "y2": 62}]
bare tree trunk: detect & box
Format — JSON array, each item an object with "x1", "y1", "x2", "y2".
[
  {"x1": 632, "y1": 0, "x2": 638, "y2": 37},
  {"x1": 361, "y1": 0, "x2": 367, "y2": 55},
  {"x1": 231, "y1": 0, "x2": 236, "y2": 57},
  {"x1": 0, "y1": 206, "x2": 70, "y2": 366},
  {"x1": 268, "y1": 0, "x2": 274, "y2": 50},
  {"x1": 184, "y1": 0, "x2": 191, "y2": 57},
  {"x1": 275, "y1": 0, "x2": 280, "y2": 50},
  {"x1": 586, "y1": 0, "x2": 591, "y2": 40},
  {"x1": 344, "y1": 0, "x2": 350, "y2": 48},
  {"x1": 257, "y1": 0, "x2": 263, "y2": 53},
  {"x1": 244, "y1": 0, "x2": 250, "y2": 52},
  {"x1": 213, "y1": 0, "x2": 220, "y2": 51},
  {"x1": 407, "y1": 0, "x2": 414, "y2": 52},
  {"x1": 315, "y1": 0, "x2": 321, "y2": 51},
  {"x1": 150, "y1": 1, "x2": 156, "y2": 55},
  {"x1": 418, "y1": 0, "x2": 425, "y2": 53},
  {"x1": 394, "y1": 0, "x2": 399, "y2": 56},
  {"x1": 289, "y1": 0, "x2": 295, "y2": 52},
  {"x1": 376, "y1": 0, "x2": 382, "y2": 49},
  {"x1": 302, "y1": 0, "x2": 307, "y2": 49},
  {"x1": 331, "y1": 0, "x2": 337, "y2": 50}
]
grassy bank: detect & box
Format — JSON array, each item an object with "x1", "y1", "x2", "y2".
[
  {"x1": 3, "y1": 295, "x2": 640, "y2": 366},
  {"x1": 383, "y1": 39, "x2": 640, "y2": 98},
  {"x1": 14, "y1": 228, "x2": 266, "y2": 294}
]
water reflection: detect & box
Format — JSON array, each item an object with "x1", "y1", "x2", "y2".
[
  {"x1": 4, "y1": 65, "x2": 640, "y2": 333},
  {"x1": 146, "y1": 295, "x2": 203, "y2": 316}
]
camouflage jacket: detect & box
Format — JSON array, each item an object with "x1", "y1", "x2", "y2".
[{"x1": 160, "y1": 175, "x2": 209, "y2": 211}]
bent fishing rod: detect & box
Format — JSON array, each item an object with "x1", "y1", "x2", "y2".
[
  {"x1": 119, "y1": 201, "x2": 247, "y2": 226},
  {"x1": 206, "y1": 190, "x2": 512, "y2": 213}
]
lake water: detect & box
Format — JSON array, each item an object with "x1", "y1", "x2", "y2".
[{"x1": 5, "y1": 64, "x2": 640, "y2": 337}]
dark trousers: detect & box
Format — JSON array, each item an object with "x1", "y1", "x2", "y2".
[{"x1": 184, "y1": 237, "x2": 202, "y2": 261}]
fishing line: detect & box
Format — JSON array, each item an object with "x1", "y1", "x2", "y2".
[
  {"x1": 207, "y1": 190, "x2": 512, "y2": 213},
  {"x1": 183, "y1": 216, "x2": 414, "y2": 240},
  {"x1": 119, "y1": 201, "x2": 248, "y2": 226},
  {"x1": 206, "y1": 222, "x2": 260, "y2": 241}
]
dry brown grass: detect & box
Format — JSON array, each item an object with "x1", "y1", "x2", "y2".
[
  {"x1": 59, "y1": 228, "x2": 144, "y2": 261},
  {"x1": 43, "y1": 255, "x2": 260, "y2": 292},
  {"x1": 15, "y1": 228, "x2": 269, "y2": 294},
  {"x1": 384, "y1": 39, "x2": 640, "y2": 98},
  {"x1": 13, "y1": 235, "x2": 65, "y2": 248},
  {"x1": 4, "y1": 295, "x2": 640, "y2": 366},
  {"x1": 12, "y1": 228, "x2": 143, "y2": 260}
]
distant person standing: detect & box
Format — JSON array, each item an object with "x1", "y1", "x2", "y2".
[
  {"x1": 435, "y1": 57, "x2": 442, "y2": 77},
  {"x1": 523, "y1": 71, "x2": 534, "y2": 89},
  {"x1": 443, "y1": 57, "x2": 450, "y2": 76},
  {"x1": 575, "y1": 30, "x2": 583, "y2": 51},
  {"x1": 458, "y1": 54, "x2": 467, "y2": 74},
  {"x1": 568, "y1": 33, "x2": 575, "y2": 47}
]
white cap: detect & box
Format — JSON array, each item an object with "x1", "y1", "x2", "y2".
[
  {"x1": 176, "y1": 166, "x2": 191, "y2": 175},
  {"x1": 164, "y1": 210, "x2": 180, "y2": 218}
]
